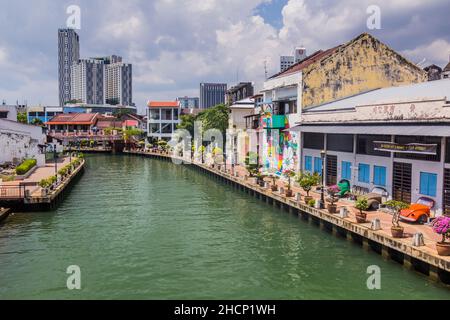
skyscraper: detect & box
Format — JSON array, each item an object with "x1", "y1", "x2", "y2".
[
  {"x1": 199, "y1": 83, "x2": 227, "y2": 109},
  {"x1": 71, "y1": 59, "x2": 105, "y2": 105},
  {"x1": 58, "y1": 29, "x2": 80, "y2": 106},
  {"x1": 104, "y1": 61, "x2": 132, "y2": 106},
  {"x1": 280, "y1": 47, "x2": 307, "y2": 72}
]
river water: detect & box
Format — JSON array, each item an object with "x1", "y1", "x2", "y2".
[{"x1": 0, "y1": 155, "x2": 448, "y2": 299}]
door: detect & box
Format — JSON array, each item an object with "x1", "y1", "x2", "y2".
[
  {"x1": 326, "y1": 155, "x2": 338, "y2": 186},
  {"x1": 393, "y1": 162, "x2": 412, "y2": 203},
  {"x1": 444, "y1": 169, "x2": 450, "y2": 215}
]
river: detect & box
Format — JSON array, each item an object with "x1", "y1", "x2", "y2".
[{"x1": 0, "y1": 154, "x2": 448, "y2": 299}]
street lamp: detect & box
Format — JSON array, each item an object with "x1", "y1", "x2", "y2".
[
  {"x1": 320, "y1": 150, "x2": 326, "y2": 209},
  {"x1": 54, "y1": 144, "x2": 58, "y2": 179}
]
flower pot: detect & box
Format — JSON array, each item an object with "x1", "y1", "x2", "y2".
[
  {"x1": 355, "y1": 213, "x2": 367, "y2": 223},
  {"x1": 304, "y1": 196, "x2": 313, "y2": 204},
  {"x1": 327, "y1": 204, "x2": 337, "y2": 214},
  {"x1": 271, "y1": 185, "x2": 278, "y2": 192},
  {"x1": 436, "y1": 242, "x2": 450, "y2": 256},
  {"x1": 285, "y1": 189, "x2": 293, "y2": 197},
  {"x1": 391, "y1": 226, "x2": 404, "y2": 238}
]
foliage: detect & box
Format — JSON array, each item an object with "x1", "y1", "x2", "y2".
[
  {"x1": 245, "y1": 151, "x2": 260, "y2": 177},
  {"x1": 282, "y1": 169, "x2": 296, "y2": 191},
  {"x1": 431, "y1": 216, "x2": 450, "y2": 243},
  {"x1": 15, "y1": 159, "x2": 37, "y2": 175},
  {"x1": 31, "y1": 118, "x2": 44, "y2": 126},
  {"x1": 177, "y1": 114, "x2": 196, "y2": 137},
  {"x1": 327, "y1": 185, "x2": 340, "y2": 205},
  {"x1": 123, "y1": 127, "x2": 143, "y2": 141},
  {"x1": 196, "y1": 104, "x2": 229, "y2": 135},
  {"x1": 308, "y1": 199, "x2": 316, "y2": 207},
  {"x1": 355, "y1": 197, "x2": 369, "y2": 214},
  {"x1": 384, "y1": 200, "x2": 409, "y2": 228},
  {"x1": 17, "y1": 112, "x2": 28, "y2": 124},
  {"x1": 295, "y1": 171, "x2": 320, "y2": 196}
]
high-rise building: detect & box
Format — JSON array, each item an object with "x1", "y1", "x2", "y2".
[
  {"x1": 176, "y1": 97, "x2": 199, "y2": 109},
  {"x1": 58, "y1": 29, "x2": 80, "y2": 106},
  {"x1": 280, "y1": 47, "x2": 307, "y2": 72},
  {"x1": 104, "y1": 59, "x2": 132, "y2": 106},
  {"x1": 226, "y1": 82, "x2": 254, "y2": 105},
  {"x1": 71, "y1": 59, "x2": 105, "y2": 105},
  {"x1": 199, "y1": 83, "x2": 227, "y2": 109}
]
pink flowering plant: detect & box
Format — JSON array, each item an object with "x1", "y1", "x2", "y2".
[
  {"x1": 431, "y1": 216, "x2": 450, "y2": 244},
  {"x1": 327, "y1": 185, "x2": 340, "y2": 205}
]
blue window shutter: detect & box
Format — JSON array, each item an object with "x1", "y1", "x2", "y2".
[
  {"x1": 420, "y1": 172, "x2": 437, "y2": 197},
  {"x1": 358, "y1": 164, "x2": 370, "y2": 183},
  {"x1": 305, "y1": 156, "x2": 312, "y2": 172},
  {"x1": 342, "y1": 161, "x2": 351, "y2": 180},
  {"x1": 420, "y1": 172, "x2": 428, "y2": 195},
  {"x1": 429, "y1": 174, "x2": 437, "y2": 197},
  {"x1": 374, "y1": 166, "x2": 386, "y2": 186},
  {"x1": 314, "y1": 157, "x2": 322, "y2": 174}
]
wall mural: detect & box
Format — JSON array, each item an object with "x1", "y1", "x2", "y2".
[{"x1": 261, "y1": 109, "x2": 298, "y2": 175}]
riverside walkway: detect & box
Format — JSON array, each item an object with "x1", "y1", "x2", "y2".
[{"x1": 124, "y1": 149, "x2": 450, "y2": 286}]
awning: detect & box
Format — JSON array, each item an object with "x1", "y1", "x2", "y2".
[{"x1": 288, "y1": 123, "x2": 450, "y2": 137}]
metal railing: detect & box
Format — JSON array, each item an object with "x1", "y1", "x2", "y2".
[{"x1": 0, "y1": 185, "x2": 26, "y2": 200}]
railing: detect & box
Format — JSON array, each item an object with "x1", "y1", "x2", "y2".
[{"x1": 0, "y1": 185, "x2": 26, "y2": 200}]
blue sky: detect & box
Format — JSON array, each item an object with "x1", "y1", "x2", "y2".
[{"x1": 0, "y1": 0, "x2": 449, "y2": 113}]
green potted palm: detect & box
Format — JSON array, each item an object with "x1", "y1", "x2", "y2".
[
  {"x1": 384, "y1": 200, "x2": 409, "y2": 238},
  {"x1": 355, "y1": 197, "x2": 369, "y2": 223},
  {"x1": 296, "y1": 171, "x2": 320, "y2": 204},
  {"x1": 282, "y1": 169, "x2": 296, "y2": 197}
]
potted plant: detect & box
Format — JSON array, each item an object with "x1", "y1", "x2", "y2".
[
  {"x1": 327, "y1": 185, "x2": 340, "y2": 214},
  {"x1": 296, "y1": 171, "x2": 320, "y2": 204},
  {"x1": 384, "y1": 200, "x2": 409, "y2": 238},
  {"x1": 267, "y1": 173, "x2": 279, "y2": 192},
  {"x1": 38, "y1": 178, "x2": 50, "y2": 196},
  {"x1": 255, "y1": 171, "x2": 267, "y2": 187},
  {"x1": 308, "y1": 199, "x2": 316, "y2": 208},
  {"x1": 430, "y1": 216, "x2": 450, "y2": 256},
  {"x1": 355, "y1": 197, "x2": 369, "y2": 223},
  {"x1": 282, "y1": 169, "x2": 296, "y2": 197}
]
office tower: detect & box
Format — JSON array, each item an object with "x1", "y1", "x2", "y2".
[
  {"x1": 104, "y1": 59, "x2": 133, "y2": 106},
  {"x1": 199, "y1": 83, "x2": 227, "y2": 109},
  {"x1": 58, "y1": 29, "x2": 80, "y2": 106},
  {"x1": 176, "y1": 97, "x2": 199, "y2": 109},
  {"x1": 280, "y1": 47, "x2": 307, "y2": 72}
]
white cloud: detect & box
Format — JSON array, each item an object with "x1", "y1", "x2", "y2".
[{"x1": 402, "y1": 39, "x2": 450, "y2": 66}]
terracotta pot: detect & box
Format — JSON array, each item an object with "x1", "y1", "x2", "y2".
[
  {"x1": 304, "y1": 196, "x2": 313, "y2": 204},
  {"x1": 355, "y1": 213, "x2": 367, "y2": 223},
  {"x1": 271, "y1": 185, "x2": 278, "y2": 192},
  {"x1": 436, "y1": 242, "x2": 450, "y2": 256},
  {"x1": 285, "y1": 189, "x2": 293, "y2": 197},
  {"x1": 391, "y1": 226, "x2": 404, "y2": 238},
  {"x1": 327, "y1": 204, "x2": 337, "y2": 214}
]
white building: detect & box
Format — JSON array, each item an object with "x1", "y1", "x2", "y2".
[
  {"x1": 280, "y1": 47, "x2": 307, "y2": 72},
  {"x1": 291, "y1": 78, "x2": 450, "y2": 216},
  {"x1": 71, "y1": 59, "x2": 105, "y2": 105},
  {"x1": 0, "y1": 104, "x2": 18, "y2": 121},
  {"x1": 104, "y1": 61, "x2": 132, "y2": 106},
  {"x1": 147, "y1": 101, "x2": 180, "y2": 141},
  {"x1": 0, "y1": 117, "x2": 46, "y2": 167}
]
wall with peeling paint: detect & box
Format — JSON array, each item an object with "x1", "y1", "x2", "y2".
[{"x1": 302, "y1": 33, "x2": 427, "y2": 109}]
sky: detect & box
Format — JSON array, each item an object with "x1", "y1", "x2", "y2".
[{"x1": 0, "y1": 0, "x2": 449, "y2": 114}]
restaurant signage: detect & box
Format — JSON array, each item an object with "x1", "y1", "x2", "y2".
[{"x1": 374, "y1": 141, "x2": 437, "y2": 155}]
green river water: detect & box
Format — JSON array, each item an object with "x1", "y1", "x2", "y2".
[{"x1": 0, "y1": 154, "x2": 449, "y2": 299}]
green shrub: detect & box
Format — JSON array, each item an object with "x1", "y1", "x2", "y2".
[
  {"x1": 308, "y1": 199, "x2": 316, "y2": 207},
  {"x1": 15, "y1": 159, "x2": 37, "y2": 175}
]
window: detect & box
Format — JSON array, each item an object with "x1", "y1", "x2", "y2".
[
  {"x1": 327, "y1": 134, "x2": 354, "y2": 153},
  {"x1": 373, "y1": 166, "x2": 387, "y2": 186},
  {"x1": 0, "y1": 112, "x2": 7, "y2": 119},
  {"x1": 149, "y1": 123, "x2": 159, "y2": 134},
  {"x1": 341, "y1": 161, "x2": 352, "y2": 180},
  {"x1": 420, "y1": 172, "x2": 437, "y2": 197},
  {"x1": 358, "y1": 163, "x2": 370, "y2": 183},
  {"x1": 304, "y1": 156, "x2": 312, "y2": 172},
  {"x1": 303, "y1": 132, "x2": 324, "y2": 150},
  {"x1": 150, "y1": 109, "x2": 160, "y2": 120},
  {"x1": 314, "y1": 157, "x2": 323, "y2": 175},
  {"x1": 161, "y1": 109, "x2": 172, "y2": 121},
  {"x1": 357, "y1": 135, "x2": 391, "y2": 157}
]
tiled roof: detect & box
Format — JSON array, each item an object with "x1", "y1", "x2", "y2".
[
  {"x1": 444, "y1": 62, "x2": 450, "y2": 72},
  {"x1": 269, "y1": 47, "x2": 340, "y2": 79},
  {"x1": 46, "y1": 113, "x2": 98, "y2": 125},
  {"x1": 148, "y1": 101, "x2": 179, "y2": 108}
]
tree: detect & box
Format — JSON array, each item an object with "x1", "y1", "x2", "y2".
[
  {"x1": 31, "y1": 118, "x2": 44, "y2": 126},
  {"x1": 197, "y1": 104, "x2": 229, "y2": 134},
  {"x1": 17, "y1": 112, "x2": 27, "y2": 124},
  {"x1": 177, "y1": 114, "x2": 196, "y2": 137}
]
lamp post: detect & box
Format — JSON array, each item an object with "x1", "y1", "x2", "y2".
[
  {"x1": 320, "y1": 150, "x2": 326, "y2": 209},
  {"x1": 54, "y1": 144, "x2": 58, "y2": 179}
]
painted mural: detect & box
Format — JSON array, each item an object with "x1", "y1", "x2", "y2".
[{"x1": 261, "y1": 109, "x2": 298, "y2": 175}]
